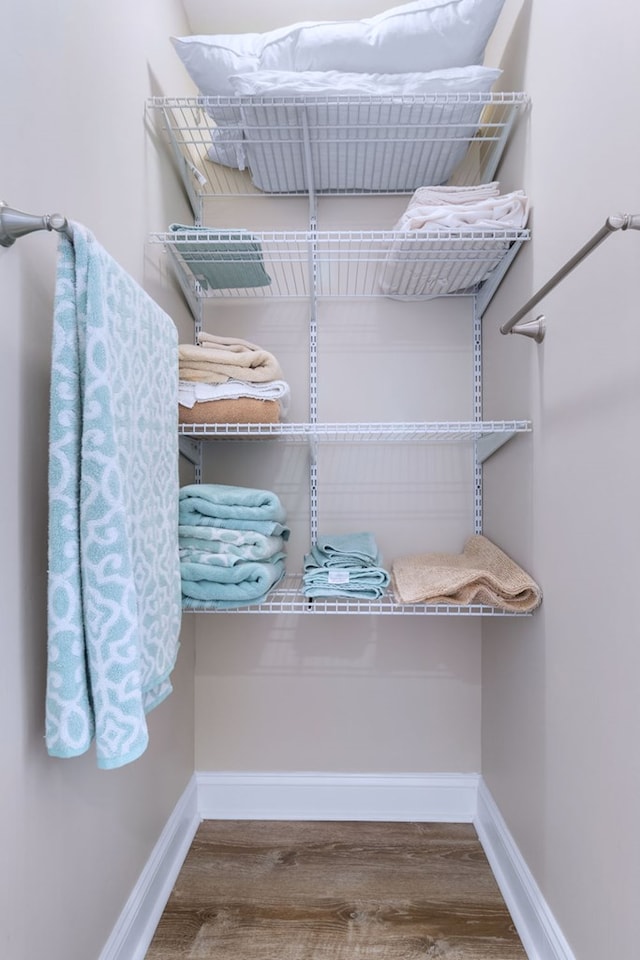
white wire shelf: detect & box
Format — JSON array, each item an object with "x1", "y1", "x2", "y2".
[
  {"x1": 177, "y1": 420, "x2": 531, "y2": 442},
  {"x1": 152, "y1": 228, "x2": 530, "y2": 300},
  {"x1": 148, "y1": 93, "x2": 530, "y2": 206},
  {"x1": 182, "y1": 574, "x2": 532, "y2": 616}
]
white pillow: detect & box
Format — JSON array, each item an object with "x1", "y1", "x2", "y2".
[
  {"x1": 171, "y1": 22, "x2": 313, "y2": 97},
  {"x1": 171, "y1": 0, "x2": 506, "y2": 96},
  {"x1": 228, "y1": 65, "x2": 502, "y2": 98}
]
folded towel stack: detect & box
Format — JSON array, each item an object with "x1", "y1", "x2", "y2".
[
  {"x1": 302, "y1": 532, "x2": 390, "y2": 600},
  {"x1": 179, "y1": 483, "x2": 290, "y2": 609},
  {"x1": 391, "y1": 535, "x2": 542, "y2": 612},
  {"x1": 379, "y1": 182, "x2": 529, "y2": 297},
  {"x1": 179, "y1": 331, "x2": 290, "y2": 424}
]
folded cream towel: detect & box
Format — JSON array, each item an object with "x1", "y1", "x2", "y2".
[
  {"x1": 178, "y1": 332, "x2": 283, "y2": 383},
  {"x1": 391, "y1": 535, "x2": 541, "y2": 612}
]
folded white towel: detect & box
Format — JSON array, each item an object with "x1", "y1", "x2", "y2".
[
  {"x1": 408, "y1": 182, "x2": 501, "y2": 206},
  {"x1": 179, "y1": 378, "x2": 290, "y2": 417},
  {"x1": 393, "y1": 184, "x2": 529, "y2": 232}
]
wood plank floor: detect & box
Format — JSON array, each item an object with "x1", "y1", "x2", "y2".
[{"x1": 145, "y1": 820, "x2": 527, "y2": 959}]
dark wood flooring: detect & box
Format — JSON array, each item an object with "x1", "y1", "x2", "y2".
[{"x1": 145, "y1": 820, "x2": 527, "y2": 959}]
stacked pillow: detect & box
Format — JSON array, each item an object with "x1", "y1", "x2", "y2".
[
  {"x1": 171, "y1": 0, "x2": 507, "y2": 182},
  {"x1": 171, "y1": 0, "x2": 507, "y2": 96}
]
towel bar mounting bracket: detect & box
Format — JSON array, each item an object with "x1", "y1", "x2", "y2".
[{"x1": 0, "y1": 200, "x2": 71, "y2": 247}]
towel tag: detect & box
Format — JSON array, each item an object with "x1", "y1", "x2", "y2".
[{"x1": 328, "y1": 570, "x2": 350, "y2": 584}]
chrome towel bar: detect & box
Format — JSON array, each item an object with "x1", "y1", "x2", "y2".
[
  {"x1": 0, "y1": 200, "x2": 72, "y2": 247},
  {"x1": 501, "y1": 212, "x2": 640, "y2": 342}
]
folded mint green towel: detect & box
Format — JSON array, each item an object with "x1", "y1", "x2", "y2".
[
  {"x1": 302, "y1": 558, "x2": 389, "y2": 600},
  {"x1": 169, "y1": 224, "x2": 272, "y2": 290},
  {"x1": 180, "y1": 557, "x2": 285, "y2": 607},
  {"x1": 306, "y1": 532, "x2": 382, "y2": 569},
  {"x1": 179, "y1": 483, "x2": 287, "y2": 523}
]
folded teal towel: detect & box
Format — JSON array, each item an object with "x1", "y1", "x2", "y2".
[
  {"x1": 180, "y1": 483, "x2": 286, "y2": 522},
  {"x1": 169, "y1": 224, "x2": 272, "y2": 290},
  {"x1": 306, "y1": 532, "x2": 382, "y2": 569},
  {"x1": 47, "y1": 224, "x2": 182, "y2": 769},
  {"x1": 302, "y1": 558, "x2": 390, "y2": 600},
  {"x1": 180, "y1": 557, "x2": 285, "y2": 607}
]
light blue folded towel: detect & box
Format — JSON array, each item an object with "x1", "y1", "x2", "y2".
[
  {"x1": 169, "y1": 224, "x2": 272, "y2": 290},
  {"x1": 302, "y1": 560, "x2": 390, "y2": 600},
  {"x1": 306, "y1": 531, "x2": 382, "y2": 569},
  {"x1": 180, "y1": 557, "x2": 286, "y2": 607},
  {"x1": 47, "y1": 224, "x2": 182, "y2": 769},
  {"x1": 179, "y1": 483, "x2": 287, "y2": 524}
]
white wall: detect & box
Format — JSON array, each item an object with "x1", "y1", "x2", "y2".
[
  {"x1": 0, "y1": 4, "x2": 196, "y2": 959},
  {"x1": 482, "y1": 1, "x2": 640, "y2": 958}
]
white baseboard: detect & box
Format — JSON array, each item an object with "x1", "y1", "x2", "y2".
[
  {"x1": 196, "y1": 771, "x2": 480, "y2": 822},
  {"x1": 474, "y1": 780, "x2": 576, "y2": 960},
  {"x1": 99, "y1": 773, "x2": 201, "y2": 960},
  {"x1": 99, "y1": 771, "x2": 576, "y2": 960}
]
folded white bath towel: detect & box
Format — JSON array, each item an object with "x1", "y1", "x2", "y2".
[
  {"x1": 393, "y1": 186, "x2": 529, "y2": 232},
  {"x1": 178, "y1": 378, "x2": 290, "y2": 417}
]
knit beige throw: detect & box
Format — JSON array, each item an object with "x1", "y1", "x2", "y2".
[{"x1": 391, "y1": 535, "x2": 542, "y2": 612}]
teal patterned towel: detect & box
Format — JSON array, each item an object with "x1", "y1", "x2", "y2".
[
  {"x1": 169, "y1": 224, "x2": 272, "y2": 290},
  {"x1": 46, "y1": 224, "x2": 182, "y2": 769}
]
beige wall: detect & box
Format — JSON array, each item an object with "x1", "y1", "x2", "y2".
[
  {"x1": 0, "y1": 3, "x2": 196, "y2": 959},
  {"x1": 482, "y1": 1, "x2": 640, "y2": 958}
]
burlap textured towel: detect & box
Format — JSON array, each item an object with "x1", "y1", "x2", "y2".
[
  {"x1": 391, "y1": 535, "x2": 541, "y2": 612},
  {"x1": 179, "y1": 398, "x2": 280, "y2": 424}
]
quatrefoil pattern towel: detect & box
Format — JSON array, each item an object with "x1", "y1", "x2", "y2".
[{"x1": 46, "y1": 224, "x2": 182, "y2": 769}]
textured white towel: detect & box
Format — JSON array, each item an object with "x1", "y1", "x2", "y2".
[
  {"x1": 393, "y1": 186, "x2": 529, "y2": 232},
  {"x1": 178, "y1": 378, "x2": 290, "y2": 417}
]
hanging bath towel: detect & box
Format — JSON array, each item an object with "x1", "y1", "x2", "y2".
[{"x1": 46, "y1": 224, "x2": 182, "y2": 769}]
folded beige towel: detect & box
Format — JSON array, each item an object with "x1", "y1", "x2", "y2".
[
  {"x1": 179, "y1": 332, "x2": 283, "y2": 383},
  {"x1": 179, "y1": 397, "x2": 280, "y2": 424},
  {"x1": 391, "y1": 535, "x2": 541, "y2": 612}
]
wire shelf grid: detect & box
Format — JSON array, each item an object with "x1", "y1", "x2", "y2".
[
  {"x1": 177, "y1": 420, "x2": 532, "y2": 441},
  {"x1": 152, "y1": 228, "x2": 530, "y2": 300},
  {"x1": 148, "y1": 93, "x2": 530, "y2": 203},
  {"x1": 182, "y1": 575, "x2": 532, "y2": 616}
]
